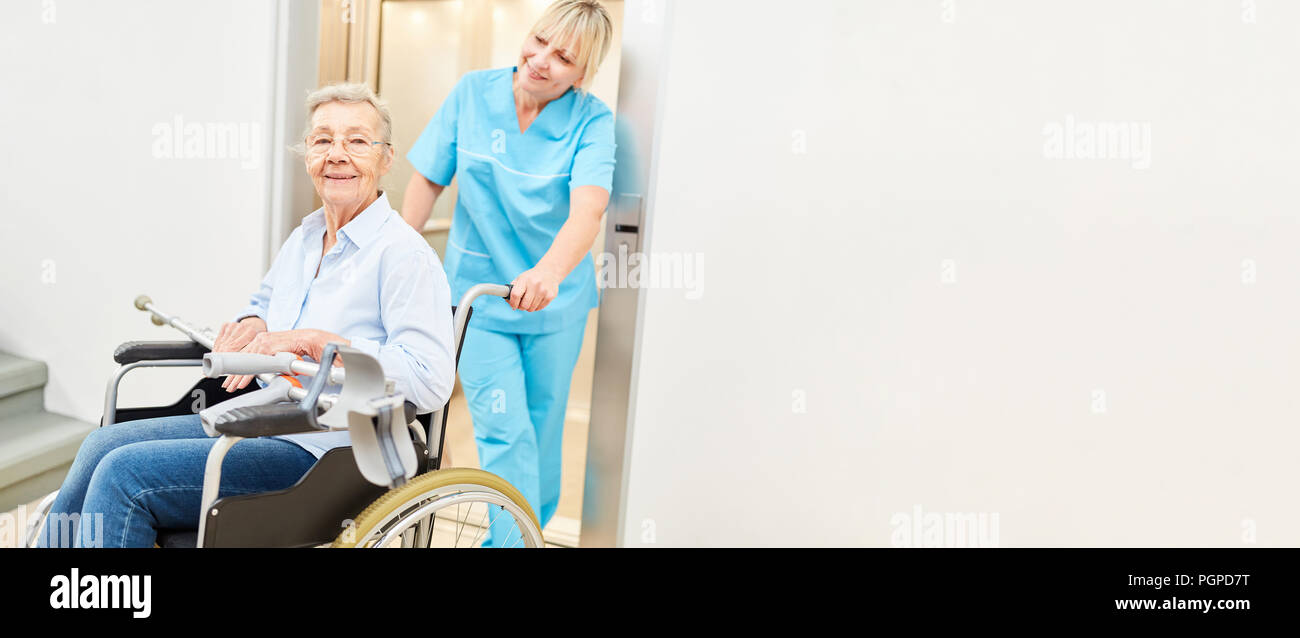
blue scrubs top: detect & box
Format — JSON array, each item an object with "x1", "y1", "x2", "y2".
[{"x1": 407, "y1": 66, "x2": 617, "y2": 334}]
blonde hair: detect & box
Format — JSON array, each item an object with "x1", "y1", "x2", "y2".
[{"x1": 530, "y1": 0, "x2": 614, "y2": 92}]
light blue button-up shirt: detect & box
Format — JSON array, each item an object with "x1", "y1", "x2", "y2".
[{"x1": 232, "y1": 192, "x2": 455, "y2": 458}]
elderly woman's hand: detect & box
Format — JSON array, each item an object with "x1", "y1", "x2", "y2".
[
  {"x1": 215, "y1": 318, "x2": 267, "y2": 392},
  {"x1": 222, "y1": 328, "x2": 351, "y2": 392},
  {"x1": 213, "y1": 317, "x2": 267, "y2": 354}
]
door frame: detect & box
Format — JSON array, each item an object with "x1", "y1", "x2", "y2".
[{"x1": 579, "y1": 0, "x2": 673, "y2": 548}]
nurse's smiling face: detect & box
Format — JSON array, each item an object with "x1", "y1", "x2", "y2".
[
  {"x1": 518, "y1": 31, "x2": 585, "y2": 99},
  {"x1": 304, "y1": 101, "x2": 393, "y2": 212}
]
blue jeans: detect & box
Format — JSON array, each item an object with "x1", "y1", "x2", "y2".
[
  {"x1": 36, "y1": 413, "x2": 317, "y2": 548},
  {"x1": 458, "y1": 319, "x2": 587, "y2": 547}
]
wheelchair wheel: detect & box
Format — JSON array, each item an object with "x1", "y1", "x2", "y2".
[{"x1": 332, "y1": 468, "x2": 544, "y2": 548}]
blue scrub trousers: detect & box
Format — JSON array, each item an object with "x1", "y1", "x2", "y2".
[
  {"x1": 36, "y1": 414, "x2": 317, "y2": 548},
  {"x1": 458, "y1": 318, "x2": 587, "y2": 547}
]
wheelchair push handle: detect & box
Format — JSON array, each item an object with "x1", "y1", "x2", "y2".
[{"x1": 451, "y1": 283, "x2": 514, "y2": 348}]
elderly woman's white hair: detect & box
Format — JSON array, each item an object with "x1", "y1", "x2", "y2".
[{"x1": 297, "y1": 83, "x2": 393, "y2": 148}]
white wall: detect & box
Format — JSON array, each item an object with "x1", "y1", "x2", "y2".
[
  {"x1": 621, "y1": 0, "x2": 1300, "y2": 546},
  {"x1": 0, "y1": 0, "x2": 316, "y2": 423}
]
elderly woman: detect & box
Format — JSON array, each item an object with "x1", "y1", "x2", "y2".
[
  {"x1": 400, "y1": 0, "x2": 614, "y2": 547},
  {"x1": 37, "y1": 84, "x2": 454, "y2": 548}
]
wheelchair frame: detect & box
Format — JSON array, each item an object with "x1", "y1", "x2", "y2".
[{"x1": 27, "y1": 284, "x2": 537, "y2": 548}]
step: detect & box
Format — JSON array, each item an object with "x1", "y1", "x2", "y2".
[
  {"x1": 0, "y1": 462, "x2": 70, "y2": 527},
  {"x1": 0, "y1": 411, "x2": 96, "y2": 512},
  {"x1": 0, "y1": 387, "x2": 44, "y2": 421},
  {"x1": 0, "y1": 352, "x2": 47, "y2": 401}
]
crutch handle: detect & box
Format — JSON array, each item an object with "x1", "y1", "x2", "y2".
[{"x1": 202, "y1": 351, "x2": 298, "y2": 378}]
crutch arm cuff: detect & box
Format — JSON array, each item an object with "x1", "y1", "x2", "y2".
[{"x1": 212, "y1": 404, "x2": 326, "y2": 438}]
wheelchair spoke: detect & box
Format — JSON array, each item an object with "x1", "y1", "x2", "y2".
[
  {"x1": 453, "y1": 500, "x2": 465, "y2": 548},
  {"x1": 344, "y1": 473, "x2": 543, "y2": 548},
  {"x1": 470, "y1": 505, "x2": 503, "y2": 548},
  {"x1": 500, "y1": 520, "x2": 517, "y2": 548}
]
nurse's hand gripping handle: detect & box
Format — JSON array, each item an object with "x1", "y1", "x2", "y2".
[{"x1": 452, "y1": 283, "x2": 514, "y2": 348}]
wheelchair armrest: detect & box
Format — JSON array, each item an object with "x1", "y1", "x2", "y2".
[
  {"x1": 113, "y1": 340, "x2": 209, "y2": 365},
  {"x1": 213, "y1": 404, "x2": 326, "y2": 438}
]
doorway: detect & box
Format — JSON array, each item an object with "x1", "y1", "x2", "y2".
[{"x1": 317, "y1": 0, "x2": 625, "y2": 546}]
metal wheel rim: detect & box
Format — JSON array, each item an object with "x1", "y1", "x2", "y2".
[{"x1": 358, "y1": 484, "x2": 543, "y2": 548}]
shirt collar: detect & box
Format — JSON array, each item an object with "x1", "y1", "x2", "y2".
[
  {"x1": 301, "y1": 191, "x2": 392, "y2": 249},
  {"x1": 337, "y1": 191, "x2": 392, "y2": 249}
]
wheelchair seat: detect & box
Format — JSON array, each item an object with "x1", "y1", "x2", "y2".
[
  {"x1": 157, "y1": 436, "x2": 430, "y2": 548},
  {"x1": 156, "y1": 529, "x2": 198, "y2": 548}
]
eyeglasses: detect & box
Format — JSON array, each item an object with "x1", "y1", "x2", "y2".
[{"x1": 305, "y1": 134, "x2": 391, "y2": 157}]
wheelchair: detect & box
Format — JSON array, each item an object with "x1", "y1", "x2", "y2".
[{"x1": 24, "y1": 283, "x2": 544, "y2": 548}]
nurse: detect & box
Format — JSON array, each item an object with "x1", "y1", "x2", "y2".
[{"x1": 401, "y1": 0, "x2": 615, "y2": 547}]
